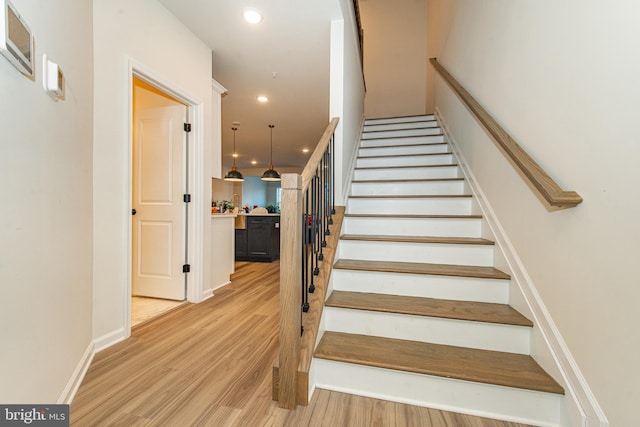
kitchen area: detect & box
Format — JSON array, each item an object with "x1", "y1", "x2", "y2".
[{"x1": 210, "y1": 175, "x2": 281, "y2": 290}]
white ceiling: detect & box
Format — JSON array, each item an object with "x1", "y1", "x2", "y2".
[{"x1": 158, "y1": 0, "x2": 344, "y2": 174}]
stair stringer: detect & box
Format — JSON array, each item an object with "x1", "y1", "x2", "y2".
[
  {"x1": 436, "y1": 108, "x2": 608, "y2": 427},
  {"x1": 339, "y1": 113, "x2": 366, "y2": 207}
]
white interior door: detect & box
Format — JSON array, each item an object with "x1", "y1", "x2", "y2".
[{"x1": 132, "y1": 104, "x2": 187, "y2": 300}]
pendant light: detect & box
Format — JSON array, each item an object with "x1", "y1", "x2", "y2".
[
  {"x1": 224, "y1": 127, "x2": 244, "y2": 182},
  {"x1": 261, "y1": 124, "x2": 281, "y2": 181}
]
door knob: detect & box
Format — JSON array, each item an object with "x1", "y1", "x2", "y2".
[{"x1": 132, "y1": 209, "x2": 137, "y2": 216}]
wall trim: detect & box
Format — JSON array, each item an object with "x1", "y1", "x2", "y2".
[
  {"x1": 58, "y1": 342, "x2": 95, "y2": 404},
  {"x1": 211, "y1": 78, "x2": 227, "y2": 96},
  {"x1": 93, "y1": 328, "x2": 126, "y2": 353},
  {"x1": 435, "y1": 107, "x2": 608, "y2": 427},
  {"x1": 124, "y1": 57, "x2": 207, "y2": 336}
]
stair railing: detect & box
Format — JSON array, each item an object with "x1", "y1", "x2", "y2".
[
  {"x1": 352, "y1": 0, "x2": 364, "y2": 71},
  {"x1": 430, "y1": 58, "x2": 583, "y2": 209},
  {"x1": 278, "y1": 117, "x2": 339, "y2": 409}
]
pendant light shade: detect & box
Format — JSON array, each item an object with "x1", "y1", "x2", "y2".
[
  {"x1": 224, "y1": 127, "x2": 244, "y2": 182},
  {"x1": 261, "y1": 124, "x2": 281, "y2": 181}
]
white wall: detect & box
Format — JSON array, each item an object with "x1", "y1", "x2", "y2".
[
  {"x1": 242, "y1": 176, "x2": 268, "y2": 208},
  {"x1": 359, "y1": 0, "x2": 427, "y2": 118},
  {"x1": 429, "y1": 1, "x2": 640, "y2": 425},
  {"x1": 331, "y1": 0, "x2": 366, "y2": 206},
  {"x1": 0, "y1": 0, "x2": 93, "y2": 403},
  {"x1": 212, "y1": 178, "x2": 235, "y2": 205},
  {"x1": 93, "y1": 0, "x2": 215, "y2": 345}
]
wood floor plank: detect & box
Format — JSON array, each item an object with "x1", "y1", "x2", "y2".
[
  {"x1": 340, "y1": 234, "x2": 493, "y2": 245},
  {"x1": 326, "y1": 291, "x2": 533, "y2": 327},
  {"x1": 70, "y1": 260, "x2": 533, "y2": 427},
  {"x1": 315, "y1": 332, "x2": 564, "y2": 394},
  {"x1": 334, "y1": 259, "x2": 511, "y2": 280}
]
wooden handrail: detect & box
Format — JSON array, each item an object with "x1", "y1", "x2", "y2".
[
  {"x1": 277, "y1": 117, "x2": 339, "y2": 409},
  {"x1": 430, "y1": 58, "x2": 583, "y2": 209},
  {"x1": 301, "y1": 117, "x2": 339, "y2": 190},
  {"x1": 352, "y1": 0, "x2": 364, "y2": 71}
]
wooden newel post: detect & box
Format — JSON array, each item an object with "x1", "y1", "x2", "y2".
[{"x1": 278, "y1": 173, "x2": 302, "y2": 409}]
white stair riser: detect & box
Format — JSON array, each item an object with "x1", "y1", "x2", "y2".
[
  {"x1": 330, "y1": 269, "x2": 509, "y2": 304},
  {"x1": 347, "y1": 197, "x2": 473, "y2": 215},
  {"x1": 312, "y1": 360, "x2": 562, "y2": 427},
  {"x1": 361, "y1": 135, "x2": 445, "y2": 147},
  {"x1": 359, "y1": 143, "x2": 449, "y2": 157},
  {"x1": 351, "y1": 180, "x2": 465, "y2": 196},
  {"x1": 343, "y1": 217, "x2": 482, "y2": 238},
  {"x1": 356, "y1": 154, "x2": 453, "y2": 168},
  {"x1": 353, "y1": 166, "x2": 459, "y2": 181},
  {"x1": 364, "y1": 121, "x2": 439, "y2": 132},
  {"x1": 362, "y1": 128, "x2": 442, "y2": 139},
  {"x1": 338, "y1": 240, "x2": 494, "y2": 266},
  {"x1": 365, "y1": 115, "x2": 435, "y2": 125},
  {"x1": 323, "y1": 308, "x2": 530, "y2": 354}
]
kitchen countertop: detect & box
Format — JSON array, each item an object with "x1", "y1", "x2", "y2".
[
  {"x1": 236, "y1": 213, "x2": 280, "y2": 216},
  {"x1": 211, "y1": 213, "x2": 238, "y2": 218}
]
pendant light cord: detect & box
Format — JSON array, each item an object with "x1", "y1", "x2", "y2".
[
  {"x1": 269, "y1": 124, "x2": 275, "y2": 165},
  {"x1": 232, "y1": 127, "x2": 238, "y2": 166}
]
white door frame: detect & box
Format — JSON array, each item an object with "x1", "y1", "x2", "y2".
[{"x1": 123, "y1": 58, "x2": 205, "y2": 336}]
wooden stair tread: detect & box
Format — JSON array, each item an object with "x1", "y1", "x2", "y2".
[
  {"x1": 352, "y1": 177, "x2": 463, "y2": 183},
  {"x1": 345, "y1": 213, "x2": 482, "y2": 219},
  {"x1": 326, "y1": 291, "x2": 532, "y2": 327},
  {"x1": 362, "y1": 134, "x2": 444, "y2": 141},
  {"x1": 366, "y1": 114, "x2": 436, "y2": 121},
  {"x1": 363, "y1": 120, "x2": 440, "y2": 133},
  {"x1": 355, "y1": 164, "x2": 456, "y2": 170},
  {"x1": 315, "y1": 332, "x2": 564, "y2": 394},
  {"x1": 334, "y1": 259, "x2": 511, "y2": 280},
  {"x1": 348, "y1": 194, "x2": 472, "y2": 199},
  {"x1": 360, "y1": 142, "x2": 447, "y2": 150},
  {"x1": 358, "y1": 152, "x2": 452, "y2": 159},
  {"x1": 340, "y1": 234, "x2": 493, "y2": 245}
]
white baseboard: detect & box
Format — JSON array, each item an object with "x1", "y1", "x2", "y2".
[
  {"x1": 58, "y1": 342, "x2": 95, "y2": 404},
  {"x1": 93, "y1": 327, "x2": 126, "y2": 353},
  {"x1": 201, "y1": 288, "x2": 214, "y2": 301},
  {"x1": 435, "y1": 107, "x2": 608, "y2": 427}
]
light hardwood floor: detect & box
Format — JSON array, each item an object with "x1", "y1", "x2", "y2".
[
  {"x1": 131, "y1": 296, "x2": 185, "y2": 327},
  {"x1": 71, "y1": 261, "x2": 533, "y2": 427}
]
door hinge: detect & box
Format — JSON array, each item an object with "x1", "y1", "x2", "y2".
[
  {"x1": 183, "y1": 194, "x2": 191, "y2": 203},
  {"x1": 184, "y1": 123, "x2": 192, "y2": 132},
  {"x1": 183, "y1": 264, "x2": 191, "y2": 273}
]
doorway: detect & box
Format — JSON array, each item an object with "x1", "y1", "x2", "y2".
[{"x1": 131, "y1": 77, "x2": 188, "y2": 325}]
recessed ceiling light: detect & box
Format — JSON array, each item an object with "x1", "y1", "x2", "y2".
[
  {"x1": 232, "y1": 153, "x2": 238, "y2": 158},
  {"x1": 302, "y1": 148, "x2": 310, "y2": 153},
  {"x1": 257, "y1": 95, "x2": 269, "y2": 103},
  {"x1": 251, "y1": 160, "x2": 257, "y2": 165},
  {"x1": 243, "y1": 8, "x2": 262, "y2": 24}
]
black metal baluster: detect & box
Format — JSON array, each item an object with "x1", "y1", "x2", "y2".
[
  {"x1": 331, "y1": 134, "x2": 336, "y2": 216},
  {"x1": 309, "y1": 173, "x2": 320, "y2": 293},
  {"x1": 323, "y1": 148, "x2": 330, "y2": 241},
  {"x1": 302, "y1": 189, "x2": 310, "y2": 313}
]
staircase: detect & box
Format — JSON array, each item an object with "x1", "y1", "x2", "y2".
[{"x1": 312, "y1": 114, "x2": 565, "y2": 426}]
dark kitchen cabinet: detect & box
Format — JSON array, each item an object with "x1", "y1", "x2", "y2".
[{"x1": 235, "y1": 215, "x2": 280, "y2": 262}]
